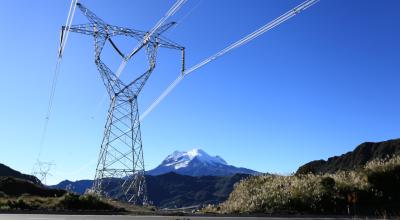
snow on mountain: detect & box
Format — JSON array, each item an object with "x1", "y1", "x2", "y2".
[
  {"x1": 147, "y1": 148, "x2": 260, "y2": 176},
  {"x1": 163, "y1": 148, "x2": 227, "y2": 170}
]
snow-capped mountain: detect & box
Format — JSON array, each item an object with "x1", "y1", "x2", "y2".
[
  {"x1": 162, "y1": 149, "x2": 227, "y2": 169},
  {"x1": 147, "y1": 148, "x2": 260, "y2": 176}
]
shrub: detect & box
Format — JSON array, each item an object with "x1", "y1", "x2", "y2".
[
  {"x1": 58, "y1": 193, "x2": 115, "y2": 210},
  {"x1": 365, "y1": 156, "x2": 400, "y2": 202},
  {"x1": 7, "y1": 199, "x2": 30, "y2": 210},
  {"x1": 212, "y1": 155, "x2": 400, "y2": 215},
  {"x1": 320, "y1": 177, "x2": 335, "y2": 191}
]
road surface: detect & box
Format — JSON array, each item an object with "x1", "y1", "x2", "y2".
[{"x1": 0, "y1": 214, "x2": 377, "y2": 220}]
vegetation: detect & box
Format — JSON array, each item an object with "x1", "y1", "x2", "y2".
[
  {"x1": 0, "y1": 166, "x2": 126, "y2": 212},
  {"x1": 203, "y1": 155, "x2": 400, "y2": 216},
  {"x1": 50, "y1": 173, "x2": 250, "y2": 209},
  {"x1": 146, "y1": 172, "x2": 250, "y2": 208},
  {"x1": 0, "y1": 193, "x2": 124, "y2": 212}
]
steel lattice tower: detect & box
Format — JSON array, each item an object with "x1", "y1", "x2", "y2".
[{"x1": 65, "y1": 3, "x2": 184, "y2": 204}]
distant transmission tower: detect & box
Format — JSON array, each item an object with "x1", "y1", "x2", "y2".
[
  {"x1": 63, "y1": 3, "x2": 184, "y2": 204},
  {"x1": 32, "y1": 160, "x2": 54, "y2": 185}
]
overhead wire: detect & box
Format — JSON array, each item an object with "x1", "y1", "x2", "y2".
[
  {"x1": 166, "y1": 0, "x2": 204, "y2": 35},
  {"x1": 139, "y1": 0, "x2": 319, "y2": 122},
  {"x1": 35, "y1": 0, "x2": 319, "y2": 182},
  {"x1": 38, "y1": 0, "x2": 79, "y2": 158},
  {"x1": 114, "y1": 0, "x2": 187, "y2": 80},
  {"x1": 147, "y1": 0, "x2": 188, "y2": 40},
  {"x1": 60, "y1": 0, "x2": 78, "y2": 58}
]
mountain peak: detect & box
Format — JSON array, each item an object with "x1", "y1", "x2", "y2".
[
  {"x1": 162, "y1": 148, "x2": 227, "y2": 170},
  {"x1": 187, "y1": 148, "x2": 204, "y2": 157},
  {"x1": 147, "y1": 148, "x2": 259, "y2": 176}
]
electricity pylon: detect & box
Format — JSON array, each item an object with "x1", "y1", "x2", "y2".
[
  {"x1": 64, "y1": 3, "x2": 184, "y2": 204},
  {"x1": 32, "y1": 159, "x2": 54, "y2": 185}
]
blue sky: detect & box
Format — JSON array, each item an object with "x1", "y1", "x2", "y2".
[{"x1": 0, "y1": 0, "x2": 399, "y2": 185}]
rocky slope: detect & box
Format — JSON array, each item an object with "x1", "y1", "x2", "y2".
[{"x1": 297, "y1": 138, "x2": 400, "y2": 174}]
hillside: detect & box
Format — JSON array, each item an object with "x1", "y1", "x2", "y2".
[
  {"x1": 0, "y1": 163, "x2": 40, "y2": 184},
  {"x1": 0, "y1": 176, "x2": 65, "y2": 197},
  {"x1": 205, "y1": 155, "x2": 400, "y2": 216},
  {"x1": 0, "y1": 165, "x2": 127, "y2": 212},
  {"x1": 54, "y1": 179, "x2": 93, "y2": 195},
  {"x1": 51, "y1": 172, "x2": 250, "y2": 208},
  {"x1": 297, "y1": 138, "x2": 400, "y2": 174},
  {"x1": 146, "y1": 172, "x2": 250, "y2": 208},
  {"x1": 0, "y1": 163, "x2": 66, "y2": 197}
]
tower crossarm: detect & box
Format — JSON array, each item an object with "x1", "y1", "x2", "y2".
[
  {"x1": 66, "y1": 24, "x2": 100, "y2": 36},
  {"x1": 107, "y1": 25, "x2": 147, "y2": 40},
  {"x1": 153, "y1": 22, "x2": 177, "y2": 36},
  {"x1": 66, "y1": 23, "x2": 183, "y2": 55},
  {"x1": 76, "y1": 3, "x2": 107, "y2": 28},
  {"x1": 66, "y1": 24, "x2": 144, "y2": 40},
  {"x1": 156, "y1": 36, "x2": 184, "y2": 50},
  {"x1": 67, "y1": 2, "x2": 183, "y2": 58}
]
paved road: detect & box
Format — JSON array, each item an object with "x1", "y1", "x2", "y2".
[{"x1": 0, "y1": 214, "x2": 378, "y2": 220}]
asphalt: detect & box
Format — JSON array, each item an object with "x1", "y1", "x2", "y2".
[{"x1": 0, "y1": 214, "x2": 381, "y2": 220}]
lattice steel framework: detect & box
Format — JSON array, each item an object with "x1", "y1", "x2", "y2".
[{"x1": 65, "y1": 3, "x2": 184, "y2": 204}]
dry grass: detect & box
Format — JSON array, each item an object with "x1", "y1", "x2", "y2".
[
  {"x1": 0, "y1": 193, "x2": 123, "y2": 211},
  {"x1": 203, "y1": 155, "x2": 400, "y2": 215}
]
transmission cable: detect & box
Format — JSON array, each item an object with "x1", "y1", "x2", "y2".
[
  {"x1": 166, "y1": 0, "x2": 204, "y2": 35},
  {"x1": 139, "y1": 0, "x2": 319, "y2": 121},
  {"x1": 114, "y1": 0, "x2": 187, "y2": 80},
  {"x1": 38, "y1": 0, "x2": 79, "y2": 157}
]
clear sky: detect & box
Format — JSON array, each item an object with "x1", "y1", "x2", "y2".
[{"x1": 0, "y1": 0, "x2": 399, "y2": 185}]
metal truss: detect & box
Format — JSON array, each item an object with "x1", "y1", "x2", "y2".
[
  {"x1": 31, "y1": 159, "x2": 54, "y2": 185},
  {"x1": 65, "y1": 3, "x2": 184, "y2": 204}
]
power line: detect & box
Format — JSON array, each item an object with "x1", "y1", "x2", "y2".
[
  {"x1": 147, "y1": 0, "x2": 187, "y2": 40},
  {"x1": 166, "y1": 0, "x2": 204, "y2": 35},
  {"x1": 139, "y1": 0, "x2": 319, "y2": 121},
  {"x1": 114, "y1": 0, "x2": 187, "y2": 79},
  {"x1": 38, "y1": 0, "x2": 79, "y2": 157}
]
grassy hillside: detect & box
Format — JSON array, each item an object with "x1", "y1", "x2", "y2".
[
  {"x1": 204, "y1": 155, "x2": 400, "y2": 216},
  {"x1": 0, "y1": 177, "x2": 124, "y2": 212},
  {"x1": 0, "y1": 193, "x2": 126, "y2": 212}
]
